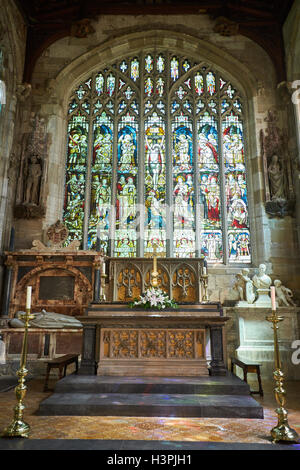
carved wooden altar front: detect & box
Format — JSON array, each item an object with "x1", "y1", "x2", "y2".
[{"x1": 78, "y1": 303, "x2": 228, "y2": 377}]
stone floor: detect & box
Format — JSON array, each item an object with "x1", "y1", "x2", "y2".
[{"x1": 0, "y1": 376, "x2": 299, "y2": 447}]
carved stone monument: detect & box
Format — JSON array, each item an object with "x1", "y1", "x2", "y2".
[
  {"x1": 9, "y1": 309, "x2": 83, "y2": 329},
  {"x1": 260, "y1": 109, "x2": 295, "y2": 218},
  {"x1": 234, "y1": 264, "x2": 297, "y2": 309},
  {"x1": 14, "y1": 114, "x2": 48, "y2": 219},
  {"x1": 274, "y1": 280, "x2": 296, "y2": 307},
  {"x1": 234, "y1": 268, "x2": 255, "y2": 306}
]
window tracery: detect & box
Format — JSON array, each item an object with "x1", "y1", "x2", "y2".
[{"x1": 63, "y1": 51, "x2": 251, "y2": 263}]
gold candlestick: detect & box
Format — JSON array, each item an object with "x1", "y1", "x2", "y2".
[
  {"x1": 150, "y1": 243, "x2": 159, "y2": 288},
  {"x1": 1, "y1": 308, "x2": 35, "y2": 438},
  {"x1": 201, "y1": 274, "x2": 209, "y2": 303},
  {"x1": 266, "y1": 310, "x2": 299, "y2": 444},
  {"x1": 100, "y1": 273, "x2": 107, "y2": 301}
]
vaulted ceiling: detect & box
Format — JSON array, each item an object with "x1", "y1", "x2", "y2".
[{"x1": 15, "y1": 0, "x2": 295, "y2": 82}]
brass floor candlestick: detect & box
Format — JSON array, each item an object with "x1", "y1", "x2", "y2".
[
  {"x1": 1, "y1": 308, "x2": 34, "y2": 438},
  {"x1": 266, "y1": 310, "x2": 299, "y2": 444}
]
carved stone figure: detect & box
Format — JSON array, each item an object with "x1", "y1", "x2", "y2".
[
  {"x1": 9, "y1": 309, "x2": 82, "y2": 329},
  {"x1": 14, "y1": 114, "x2": 48, "y2": 219},
  {"x1": 252, "y1": 264, "x2": 272, "y2": 290},
  {"x1": 70, "y1": 19, "x2": 95, "y2": 38},
  {"x1": 234, "y1": 268, "x2": 255, "y2": 304},
  {"x1": 24, "y1": 154, "x2": 42, "y2": 205},
  {"x1": 252, "y1": 263, "x2": 272, "y2": 307},
  {"x1": 267, "y1": 154, "x2": 286, "y2": 200},
  {"x1": 274, "y1": 280, "x2": 296, "y2": 307},
  {"x1": 213, "y1": 16, "x2": 239, "y2": 36},
  {"x1": 16, "y1": 82, "x2": 32, "y2": 102},
  {"x1": 260, "y1": 109, "x2": 295, "y2": 218}
]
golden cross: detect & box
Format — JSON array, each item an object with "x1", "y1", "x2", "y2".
[{"x1": 144, "y1": 243, "x2": 166, "y2": 287}]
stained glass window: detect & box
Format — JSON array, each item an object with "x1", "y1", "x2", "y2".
[{"x1": 64, "y1": 54, "x2": 251, "y2": 264}]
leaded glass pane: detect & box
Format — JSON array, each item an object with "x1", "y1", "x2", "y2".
[
  {"x1": 63, "y1": 112, "x2": 89, "y2": 245},
  {"x1": 195, "y1": 73, "x2": 204, "y2": 95},
  {"x1": 206, "y1": 72, "x2": 216, "y2": 96},
  {"x1": 106, "y1": 74, "x2": 116, "y2": 97},
  {"x1": 170, "y1": 56, "x2": 179, "y2": 82},
  {"x1": 144, "y1": 113, "x2": 166, "y2": 255},
  {"x1": 223, "y1": 112, "x2": 251, "y2": 263},
  {"x1": 115, "y1": 113, "x2": 138, "y2": 257},
  {"x1": 95, "y1": 73, "x2": 104, "y2": 95},
  {"x1": 145, "y1": 54, "x2": 153, "y2": 73},
  {"x1": 198, "y1": 112, "x2": 223, "y2": 263},
  {"x1": 172, "y1": 116, "x2": 195, "y2": 258},
  {"x1": 88, "y1": 113, "x2": 113, "y2": 250},
  {"x1": 130, "y1": 58, "x2": 139, "y2": 82},
  {"x1": 157, "y1": 55, "x2": 165, "y2": 73}
]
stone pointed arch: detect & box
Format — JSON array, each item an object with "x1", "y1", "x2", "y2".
[
  {"x1": 53, "y1": 29, "x2": 258, "y2": 106},
  {"x1": 42, "y1": 28, "x2": 264, "y2": 266}
]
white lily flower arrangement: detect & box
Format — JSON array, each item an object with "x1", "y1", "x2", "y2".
[{"x1": 128, "y1": 287, "x2": 178, "y2": 311}]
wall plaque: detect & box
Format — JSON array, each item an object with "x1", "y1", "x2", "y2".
[{"x1": 39, "y1": 276, "x2": 75, "y2": 300}]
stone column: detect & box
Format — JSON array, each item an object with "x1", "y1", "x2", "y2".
[
  {"x1": 78, "y1": 323, "x2": 98, "y2": 375},
  {"x1": 209, "y1": 325, "x2": 227, "y2": 376}
]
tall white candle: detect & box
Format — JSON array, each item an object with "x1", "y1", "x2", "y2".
[
  {"x1": 203, "y1": 267, "x2": 207, "y2": 275},
  {"x1": 270, "y1": 286, "x2": 276, "y2": 311},
  {"x1": 26, "y1": 286, "x2": 32, "y2": 310},
  {"x1": 102, "y1": 261, "x2": 106, "y2": 274}
]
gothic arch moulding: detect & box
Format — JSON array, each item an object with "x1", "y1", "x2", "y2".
[
  {"x1": 42, "y1": 29, "x2": 265, "y2": 266},
  {"x1": 53, "y1": 29, "x2": 259, "y2": 106}
]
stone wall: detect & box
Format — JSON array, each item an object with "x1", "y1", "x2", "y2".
[
  {"x1": 1, "y1": 11, "x2": 300, "y2": 312},
  {"x1": 0, "y1": 0, "x2": 27, "y2": 306},
  {"x1": 283, "y1": 1, "x2": 300, "y2": 275}
]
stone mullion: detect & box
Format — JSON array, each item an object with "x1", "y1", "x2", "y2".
[
  {"x1": 166, "y1": 52, "x2": 173, "y2": 258},
  {"x1": 138, "y1": 53, "x2": 145, "y2": 257},
  {"x1": 192, "y1": 80, "x2": 201, "y2": 258},
  {"x1": 218, "y1": 84, "x2": 229, "y2": 265},
  {"x1": 239, "y1": 101, "x2": 252, "y2": 263},
  {"x1": 110, "y1": 86, "x2": 119, "y2": 257}
]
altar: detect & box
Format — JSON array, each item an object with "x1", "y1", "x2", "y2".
[{"x1": 77, "y1": 302, "x2": 228, "y2": 377}]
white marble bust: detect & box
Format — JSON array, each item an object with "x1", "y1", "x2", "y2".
[{"x1": 252, "y1": 264, "x2": 272, "y2": 290}]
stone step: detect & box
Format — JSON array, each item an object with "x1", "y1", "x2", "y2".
[
  {"x1": 54, "y1": 374, "x2": 251, "y2": 396},
  {"x1": 37, "y1": 392, "x2": 263, "y2": 418}
]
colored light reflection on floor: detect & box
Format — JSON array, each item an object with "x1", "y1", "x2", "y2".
[{"x1": 0, "y1": 379, "x2": 299, "y2": 443}]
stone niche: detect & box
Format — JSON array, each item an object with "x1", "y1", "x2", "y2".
[{"x1": 225, "y1": 306, "x2": 300, "y2": 380}]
